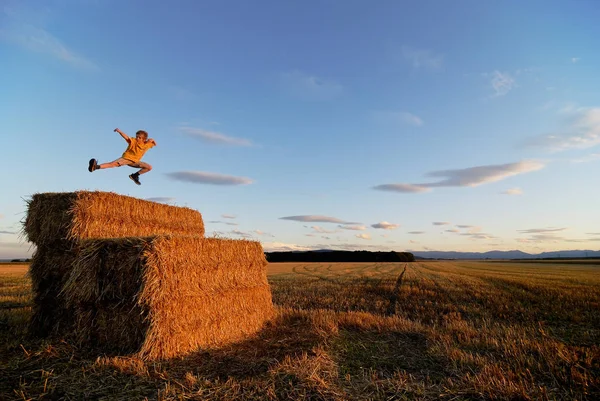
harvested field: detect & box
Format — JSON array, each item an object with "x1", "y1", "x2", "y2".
[{"x1": 1, "y1": 261, "x2": 599, "y2": 400}]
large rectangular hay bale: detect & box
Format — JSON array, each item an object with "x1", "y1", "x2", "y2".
[
  {"x1": 63, "y1": 236, "x2": 274, "y2": 360},
  {"x1": 23, "y1": 191, "x2": 205, "y2": 246},
  {"x1": 28, "y1": 246, "x2": 78, "y2": 336}
]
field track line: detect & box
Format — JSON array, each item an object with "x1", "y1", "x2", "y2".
[{"x1": 387, "y1": 264, "x2": 408, "y2": 315}]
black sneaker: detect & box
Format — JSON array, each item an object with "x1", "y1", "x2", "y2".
[
  {"x1": 88, "y1": 158, "x2": 98, "y2": 172},
  {"x1": 129, "y1": 174, "x2": 141, "y2": 185}
]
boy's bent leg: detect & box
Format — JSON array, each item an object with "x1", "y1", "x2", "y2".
[
  {"x1": 129, "y1": 173, "x2": 141, "y2": 185},
  {"x1": 131, "y1": 161, "x2": 152, "y2": 175}
]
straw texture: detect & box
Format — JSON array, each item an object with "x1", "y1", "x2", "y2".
[
  {"x1": 23, "y1": 191, "x2": 272, "y2": 360},
  {"x1": 63, "y1": 236, "x2": 273, "y2": 359},
  {"x1": 23, "y1": 191, "x2": 205, "y2": 245},
  {"x1": 28, "y1": 246, "x2": 78, "y2": 336}
]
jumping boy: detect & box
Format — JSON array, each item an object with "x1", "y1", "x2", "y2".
[{"x1": 88, "y1": 128, "x2": 157, "y2": 185}]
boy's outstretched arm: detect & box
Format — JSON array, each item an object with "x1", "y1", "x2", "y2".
[{"x1": 114, "y1": 128, "x2": 130, "y2": 141}]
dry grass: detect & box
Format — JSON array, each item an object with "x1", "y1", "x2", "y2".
[{"x1": 1, "y1": 260, "x2": 599, "y2": 400}]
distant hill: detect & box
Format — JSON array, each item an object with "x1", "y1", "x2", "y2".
[{"x1": 412, "y1": 249, "x2": 600, "y2": 260}]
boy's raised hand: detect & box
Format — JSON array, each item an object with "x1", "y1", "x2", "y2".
[{"x1": 114, "y1": 128, "x2": 129, "y2": 141}]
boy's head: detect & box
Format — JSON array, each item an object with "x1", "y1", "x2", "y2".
[{"x1": 135, "y1": 130, "x2": 149, "y2": 141}]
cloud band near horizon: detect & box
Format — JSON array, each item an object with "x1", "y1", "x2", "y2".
[
  {"x1": 280, "y1": 215, "x2": 360, "y2": 224},
  {"x1": 166, "y1": 171, "x2": 253, "y2": 185},
  {"x1": 373, "y1": 160, "x2": 544, "y2": 193}
]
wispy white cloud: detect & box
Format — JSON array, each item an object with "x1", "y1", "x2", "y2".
[
  {"x1": 571, "y1": 57, "x2": 580, "y2": 63},
  {"x1": 311, "y1": 226, "x2": 337, "y2": 234},
  {"x1": 1, "y1": 9, "x2": 98, "y2": 70},
  {"x1": 521, "y1": 234, "x2": 600, "y2": 244},
  {"x1": 489, "y1": 71, "x2": 516, "y2": 97},
  {"x1": 374, "y1": 160, "x2": 544, "y2": 193},
  {"x1": 179, "y1": 126, "x2": 252, "y2": 147},
  {"x1": 408, "y1": 231, "x2": 425, "y2": 235},
  {"x1": 146, "y1": 197, "x2": 175, "y2": 204},
  {"x1": 371, "y1": 221, "x2": 400, "y2": 230},
  {"x1": 372, "y1": 111, "x2": 423, "y2": 127},
  {"x1": 423, "y1": 161, "x2": 544, "y2": 187},
  {"x1": 166, "y1": 171, "x2": 253, "y2": 186},
  {"x1": 461, "y1": 233, "x2": 497, "y2": 240},
  {"x1": 445, "y1": 229, "x2": 460, "y2": 233},
  {"x1": 525, "y1": 107, "x2": 600, "y2": 152},
  {"x1": 280, "y1": 70, "x2": 343, "y2": 100},
  {"x1": 372, "y1": 183, "x2": 431, "y2": 193},
  {"x1": 231, "y1": 229, "x2": 253, "y2": 238},
  {"x1": 356, "y1": 233, "x2": 371, "y2": 240},
  {"x1": 314, "y1": 242, "x2": 394, "y2": 252},
  {"x1": 433, "y1": 222, "x2": 450, "y2": 226},
  {"x1": 519, "y1": 234, "x2": 563, "y2": 243},
  {"x1": 264, "y1": 241, "x2": 396, "y2": 252},
  {"x1": 262, "y1": 242, "x2": 311, "y2": 252},
  {"x1": 254, "y1": 230, "x2": 274, "y2": 237},
  {"x1": 0, "y1": 230, "x2": 17, "y2": 235},
  {"x1": 501, "y1": 188, "x2": 523, "y2": 195},
  {"x1": 280, "y1": 215, "x2": 359, "y2": 224},
  {"x1": 401, "y1": 45, "x2": 443, "y2": 70},
  {"x1": 222, "y1": 214, "x2": 236, "y2": 219},
  {"x1": 207, "y1": 220, "x2": 239, "y2": 226},
  {"x1": 517, "y1": 227, "x2": 568, "y2": 234},
  {"x1": 409, "y1": 240, "x2": 419, "y2": 244},
  {"x1": 338, "y1": 225, "x2": 367, "y2": 231}
]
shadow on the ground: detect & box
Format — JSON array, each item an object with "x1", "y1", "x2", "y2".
[{"x1": 160, "y1": 310, "x2": 327, "y2": 380}]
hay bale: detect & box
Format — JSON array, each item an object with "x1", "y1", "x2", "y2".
[
  {"x1": 63, "y1": 236, "x2": 274, "y2": 360},
  {"x1": 22, "y1": 191, "x2": 205, "y2": 338},
  {"x1": 23, "y1": 191, "x2": 205, "y2": 246},
  {"x1": 28, "y1": 246, "x2": 78, "y2": 336}
]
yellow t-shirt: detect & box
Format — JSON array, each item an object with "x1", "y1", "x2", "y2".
[{"x1": 122, "y1": 137, "x2": 155, "y2": 162}]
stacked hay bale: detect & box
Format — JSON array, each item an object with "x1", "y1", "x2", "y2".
[{"x1": 23, "y1": 191, "x2": 273, "y2": 359}]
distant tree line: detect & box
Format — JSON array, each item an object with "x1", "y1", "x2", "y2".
[{"x1": 265, "y1": 251, "x2": 415, "y2": 263}]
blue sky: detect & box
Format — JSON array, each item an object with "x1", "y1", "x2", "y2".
[{"x1": 1, "y1": 0, "x2": 600, "y2": 258}]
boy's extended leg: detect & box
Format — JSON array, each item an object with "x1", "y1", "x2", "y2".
[
  {"x1": 95, "y1": 158, "x2": 133, "y2": 170},
  {"x1": 88, "y1": 159, "x2": 98, "y2": 172}
]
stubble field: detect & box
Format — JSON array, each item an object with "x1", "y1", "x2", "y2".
[{"x1": 1, "y1": 260, "x2": 598, "y2": 400}]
